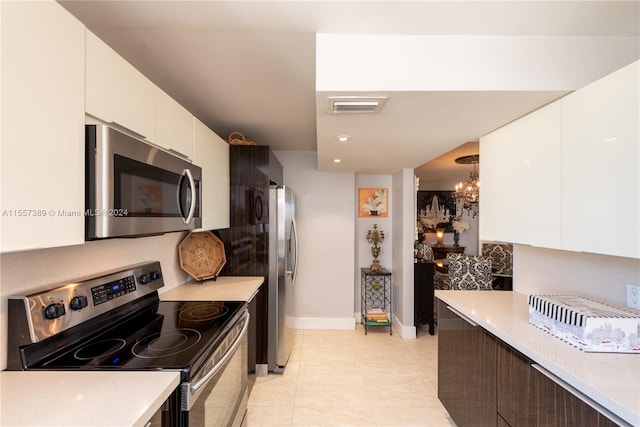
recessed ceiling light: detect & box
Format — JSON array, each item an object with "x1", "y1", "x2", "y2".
[
  {"x1": 333, "y1": 158, "x2": 341, "y2": 163},
  {"x1": 336, "y1": 135, "x2": 351, "y2": 142}
]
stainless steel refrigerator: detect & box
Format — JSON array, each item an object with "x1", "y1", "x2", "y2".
[{"x1": 267, "y1": 185, "x2": 298, "y2": 373}]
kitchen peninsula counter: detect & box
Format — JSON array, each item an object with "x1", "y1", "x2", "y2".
[
  {"x1": 160, "y1": 276, "x2": 264, "y2": 302},
  {"x1": 0, "y1": 371, "x2": 179, "y2": 426},
  {"x1": 435, "y1": 290, "x2": 640, "y2": 426}
]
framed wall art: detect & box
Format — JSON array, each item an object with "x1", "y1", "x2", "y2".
[
  {"x1": 358, "y1": 188, "x2": 388, "y2": 217},
  {"x1": 417, "y1": 190, "x2": 455, "y2": 232}
]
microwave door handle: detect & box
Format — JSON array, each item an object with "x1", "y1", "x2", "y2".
[{"x1": 181, "y1": 168, "x2": 197, "y2": 224}]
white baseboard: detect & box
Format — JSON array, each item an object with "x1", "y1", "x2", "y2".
[
  {"x1": 294, "y1": 317, "x2": 356, "y2": 330},
  {"x1": 392, "y1": 313, "x2": 417, "y2": 339}
]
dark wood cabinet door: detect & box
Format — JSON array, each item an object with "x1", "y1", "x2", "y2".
[
  {"x1": 497, "y1": 340, "x2": 619, "y2": 427},
  {"x1": 496, "y1": 340, "x2": 539, "y2": 426},
  {"x1": 437, "y1": 300, "x2": 497, "y2": 427},
  {"x1": 229, "y1": 145, "x2": 270, "y2": 227}
]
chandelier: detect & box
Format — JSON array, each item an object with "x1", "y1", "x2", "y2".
[{"x1": 453, "y1": 154, "x2": 480, "y2": 218}]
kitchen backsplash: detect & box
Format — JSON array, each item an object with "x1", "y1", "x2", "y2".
[{"x1": 513, "y1": 244, "x2": 640, "y2": 310}]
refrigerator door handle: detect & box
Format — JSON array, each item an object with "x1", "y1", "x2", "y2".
[{"x1": 290, "y1": 217, "x2": 299, "y2": 285}]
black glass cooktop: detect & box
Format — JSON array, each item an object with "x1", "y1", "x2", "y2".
[{"x1": 29, "y1": 300, "x2": 245, "y2": 372}]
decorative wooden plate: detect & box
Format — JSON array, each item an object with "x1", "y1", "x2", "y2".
[{"x1": 178, "y1": 231, "x2": 226, "y2": 281}]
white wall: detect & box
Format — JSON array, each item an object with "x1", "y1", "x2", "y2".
[
  {"x1": 392, "y1": 169, "x2": 419, "y2": 339},
  {"x1": 0, "y1": 232, "x2": 191, "y2": 370},
  {"x1": 355, "y1": 175, "x2": 393, "y2": 320},
  {"x1": 273, "y1": 151, "x2": 356, "y2": 329},
  {"x1": 514, "y1": 245, "x2": 640, "y2": 309}
]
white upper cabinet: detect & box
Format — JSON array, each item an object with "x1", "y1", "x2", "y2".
[
  {"x1": 561, "y1": 61, "x2": 639, "y2": 259},
  {"x1": 155, "y1": 89, "x2": 195, "y2": 160},
  {"x1": 85, "y1": 29, "x2": 155, "y2": 140},
  {"x1": 480, "y1": 60, "x2": 639, "y2": 259},
  {"x1": 480, "y1": 101, "x2": 562, "y2": 249},
  {"x1": 1, "y1": 1, "x2": 85, "y2": 253},
  {"x1": 193, "y1": 119, "x2": 230, "y2": 230},
  {"x1": 87, "y1": 31, "x2": 196, "y2": 159}
]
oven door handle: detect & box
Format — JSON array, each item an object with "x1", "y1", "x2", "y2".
[{"x1": 190, "y1": 311, "x2": 250, "y2": 394}]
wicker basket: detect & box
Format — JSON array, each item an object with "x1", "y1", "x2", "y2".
[
  {"x1": 178, "y1": 231, "x2": 226, "y2": 281},
  {"x1": 227, "y1": 131, "x2": 257, "y2": 146}
]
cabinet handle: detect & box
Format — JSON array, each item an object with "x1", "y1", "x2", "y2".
[
  {"x1": 531, "y1": 364, "x2": 631, "y2": 427},
  {"x1": 446, "y1": 305, "x2": 477, "y2": 326}
]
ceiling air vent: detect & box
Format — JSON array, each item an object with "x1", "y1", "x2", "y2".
[{"x1": 328, "y1": 96, "x2": 387, "y2": 114}]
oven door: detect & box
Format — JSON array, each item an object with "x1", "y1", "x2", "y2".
[{"x1": 179, "y1": 311, "x2": 249, "y2": 427}]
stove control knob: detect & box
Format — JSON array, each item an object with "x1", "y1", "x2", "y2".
[
  {"x1": 70, "y1": 295, "x2": 88, "y2": 310},
  {"x1": 44, "y1": 302, "x2": 66, "y2": 319},
  {"x1": 150, "y1": 271, "x2": 162, "y2": 281},
  {"x1": 139, "y1": 274, "x2": 150, "y2": 285}
]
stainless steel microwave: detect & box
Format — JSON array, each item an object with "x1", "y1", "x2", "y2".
[{"x1": 85, "y1": 124, "x2": 201, "y2": 240}]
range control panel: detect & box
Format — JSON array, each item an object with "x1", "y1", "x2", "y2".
[
  {"x1": 9, "y1": 261, "x2": 164, "y2": 343},
  {"x1": 91, "y1": 275, "x2": 137, "y2": 306}
]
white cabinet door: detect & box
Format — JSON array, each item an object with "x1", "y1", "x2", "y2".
[
  {"x1": 480, "y1": 100, "x2": 562, "y2": 249},
  {"x1": 1, "y1": 1, "x2": 85, "y2": 252},
  {"x1": 155, "y1": 89, "x2": 195, "y2": 160},
  {"x1": 85, "y1": 30, "x2": 155, "y2": 140},
  {"x1": 562, "y1": 61, "x2": 639, "y2": 259},
  {"x1": 194, "y1": 119, "x2": 230, "y2": 230}
]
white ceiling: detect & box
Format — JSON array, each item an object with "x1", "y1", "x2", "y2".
[{"x1": 59, "y1": 1, "x2": 640, "y2": 182}]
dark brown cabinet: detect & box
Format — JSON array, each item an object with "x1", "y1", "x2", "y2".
[
  {"x1": 414, "y1": 262, "x2": 435, "y2": 335},
  {"x1": 437, "y1": 300, "x2": 497, "y2": 427},
  {"x1": 229, "y1": 145, "x2": 282, "y2": 227},
  {"x1": 215, "y1": 144, "x2": 282, "y2": 372},
  {"x1": 229, "y1": 145, "x2": 268, "y2": 227},
  {"x1": 437, "y1": 299, "x2": 622, "y2": 427},
  {"x1": 247, "y1": 285, "x2": 266, "y2": 374},
  {"x1": 496, "y1": 341, "x2": 619, "y2": 427}
]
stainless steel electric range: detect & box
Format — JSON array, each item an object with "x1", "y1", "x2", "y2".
[{"x1": 6, "y1": 261, "x2": 249, "y2": 427}]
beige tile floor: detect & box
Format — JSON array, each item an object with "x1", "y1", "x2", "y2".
[{"x1": 246, "y1": 324, "x2": 457, "y2": 427}]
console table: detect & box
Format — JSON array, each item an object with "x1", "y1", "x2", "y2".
[
  {"x1": 431, "y1": 245, "x2": 465, "y2": 260},
  {"x1": 360, "y1": 268, "x2": 392, "y2": 335}
]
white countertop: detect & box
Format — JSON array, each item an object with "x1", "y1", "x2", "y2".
[
  {"x1": 159, "y1": 276, "x2": 264, "y2": 302},
  {"x1": 435, "y1": 290, "x2": 640, "y2": 427},
  {"x1": 0, "y1": 371, "x2": 180, "y2": 426}
]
